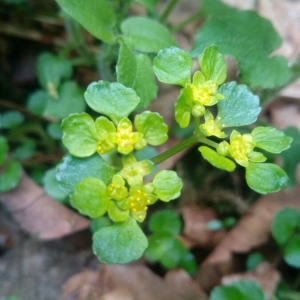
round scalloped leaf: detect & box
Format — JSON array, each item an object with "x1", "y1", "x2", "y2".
[
  {"x1": 284, "y1": 236, "x2": 300, "y2": 268},
  {"x1": 152, "y1": 170, "x2": 182, "y2": 201},
  {"x1": 216, "y1": 82, "x2": 261, "y2": 128},
  {"x1": 0, "y1": 161, "x2": 22, "y2": 192},
  {"x1": 93, "y1": 217, "x2": 148, "y2": 264},
  {"x1": 252, "y1": 126, "x2": 292, "y2": 153},
  {"x1": 134, "y1": 111, "x2": 168, "y2": 146},
  {"x1": 272, "y1": 208, "x2": 300, "y2": 246},
  {"x1": 0, "y1": 136, "x2": 8, "y2": 165},
  {"x1": 36, "y1": 52, "x2": 72, "y2": 97},
  {"x1": 199, "y1": 44, "x2": 227, "y2": 85},
  {"x1": 43, "y1": 81, "x2": 86, "y2": 119},
  {"x1": 84, "y1": 81, "x2": 140, "y2": 123},
  {"x1": 210, "y1": 280, "x2": 264, "y2": 300},
  {"x1": 1, "y1": 110, "x2": 24, "y2": 129},
  {"x1": 246, "y1": 162, "x2": 288, "y2": 194},
  {"x1": 149, "y1": 210, "x2": 182, "y2": 235},
  {"x1": 56, "y1": 153, "x2": 120, "y2": 195},
  {"x1": 153, "y1": 46, "x2": 192, "y2": 86},
  {"x1": 121, "y1": 17, "x2": 176, "y2": 53},
  {"x1": 145, "y1": 232, "x2": 184, "y2": 268},
  {"x1": 61, "y1": 113, "x2": 98, "y2": 157},
  {"x1": 199, "y1": 146, "x2": 236, "y2": 172},
  {"x1": 71, "y1": 177, "x2": 109, "y2": 218}
]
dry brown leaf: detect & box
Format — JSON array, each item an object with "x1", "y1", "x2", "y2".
[
  {"x1": 181, "y1": 205, "x2": 227, "y2": 248},
  {"x1": 222, "y1": 262, "x2": 280, "y2": 299},
  {"x1": 204, "y1": 186, "x2": 300, "y2": 264},
  {"x1": 105, "y1": 264, "x2": 192, "y2": 300},
  {"x1": 60, "y1": 270, "x2": 105, "y2": 300},
  {"x1": 164, "y1": 269, "x2": 208, "y2": 300},
  {"x1": 0, "y1": 171, "x2": 90, "y2": 240}
]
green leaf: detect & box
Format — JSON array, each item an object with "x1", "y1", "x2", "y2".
[
  {"x1": 216, "y1": 82, "x2": 261, "y2": 127},
  {"x1": 84, "y1": 81, "x2": 140, "y2": 123},
  {"x1": 191, "y1": 0, "x2": 291, "y2": 88},
  {"x1": 47, "y1": 123, "x2": 63, "y2": 140},
  {"x1": 246, "y1": 162, "x2": 288, "y2": 194},
  {"x1": 149, "y1": 210, "x2": 182, "y2": 235},
  {"x1": 55, "y1": 0, "x2": 116, "y2": 44},
  {"x1": 199, "y1": 146, "x2": 236, "y2": 172},
  {"x1": 280, "y1": 127, "x2": 300, "y2": 188},
  {"x1": 134, "y1": 111, "x2": 168, "y2": 146},
  {"x1": 12, "y1": 138, "x2": 35, "y2": 160},
  {"x1": 43, "y1": 168, "x2": 68, "y2": 202},
  {"x1": 252, "y1": 126, "x2": 292, "y2": 153},
  {"x1": 285, "y1": 236, "x2": 300, "y2": 268},
  {"x1": 121, "y1": 17, "x2": 176, "y2": 53},
  {"x1": 174, "y1": 84, "x2": 194, "y2": 128},
  {"x1": 36, "y1": 52, "x2": 72, "y2": 98},
  {"x1": 152, "y1": 170, "x2": 182, "y2": 201},
  {"x1": 71, "y1": 177, "x2": 109, "y2": 218},
  {"x1": 44, "y1": 81, "x2": 86, "y2": 119},
  {"x1": 179, "y1": 250, "x2": 197, "y2": 274},
  {"x1": 199, "y1": 44, "x2": 226, "y2": 84},
  {"x1": 107, "y1": 200, "x2": 129, "y2": 222},
  {"x1": 56, "y1": 153, "x2": 120, "y2": 194},
  {"x1": 0, "y1": 161, "x2": 22, "y2": 192},
  {"x1": 210, "y1": 280, "x2": 264, "y2": 300},
  {"x1": 0, "y1": 136, "x2": 8, "y2": 165},
  {"x1": 153, "y1": 46, "x2": 192, "y2": 86},
  {"x1": 26, "y1": 90, "x2": 49, "y2": 115},
  {"x1": 61, "y1": 113, "x2": 98, "y2": 157},
  {"x1": 272, "y1": 208, "x2": 300, "y2": 246},
  {"x1": 145, "y1": 232, "x2": 184, "y2": 268},
  {"x1": 93, "y1": 217, "x2": 148, "y2": 264},
  {"x1": 116, "y1": 38, "x2": 158, "y2": 111},
  {"x1": 246, "y1": 252, "x2": 264, "y2": 271},
  {"x1": 1, "y1": 110, "x2": 24, "y2": 129},
  {"x1": 90, "y1": 216, "x2": 111, "y2": 233}
]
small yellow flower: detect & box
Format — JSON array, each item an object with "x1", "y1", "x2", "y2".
[
  {"x1": 229, "y1": 130, "x2": 254, "y2": 167},
  {"x1": 191, "y1": 80, "x2": 224, "y2": 107},
  {"x1": 199, "y1": 110, "x2": 227, "y2": 138},
  {"x1": 108, "y1": 118, "x2": 143, "y2": 155}
]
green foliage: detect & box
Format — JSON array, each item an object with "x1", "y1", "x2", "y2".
[
  {"x1": 43, "y1": 168, "x2": 68, "y2": 203},
  {"x1": 246, "y1": 163, "x2": 289, "y2": 194},
  {"x1": 0, "y1": 161, "x2": 22, "y2": 192},
  {"x1": 216, "y1": 82, "x2": 261, "y2": 127},
  {"x1": 55, "y1": 0, "x2": 116, "y2": 43},
  {"x1": 116, "y1": 38, "x2": 158, "y2": 110},
  {"x1": 0, "y1": 136, "x2": 8, "y2": 165},
  {"x1": 36, "y1": 52, "x2": 72, "y2": 99},
  {"x1": 121, "y1": 17, "x2": 176, "y2": 53},
  {"x1": 84, "y1": 81, "x2": 140, "y2": 123},
  {"x1": 1, "y1": 110, "x2": 24, "y2": 129},
  {"x1": 210, "y1": 280, "x2": 264, "y2": 300},
  {"x1": 145, "y1": 210, "x2": 197, "y2": 274},
  {"x1": 191, "y1": 0, "x2": 291, "y2": 88},
  {"x1": 280, "y1": 127, "x2": 300, "y2": 188},
  {"x1": 56, "y1": 153, "x2": 120, "y2": 194},
  {"x1": 93, "y1": 217, "x2": 148, "y2": 264},
  {"x1": 246, "y1": 252, "x2": 264, "y2": 271},
  {"x1": 153, "y1": 47, "x2": 193, "y2": 86},
  {"x1": 272, "y1": 208, "x2": 300, "y2": 268},
  {"x1": 199, "y1": 146, "x2": 236, "y2": 172}
]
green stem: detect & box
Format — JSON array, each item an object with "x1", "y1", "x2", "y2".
[
  {"x1": 171, "y1": 10, "x2": 203, "y2": 32},
  {"x1": 160, "y1": 0, "x2": 180, "y2": 23},
  {"x1": 151, "y1": 134, "x2": 198, "y2": 165}
]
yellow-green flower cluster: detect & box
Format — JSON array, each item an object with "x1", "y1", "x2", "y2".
[{"x1": 217, "y1": 130, "x2": 266, "y2": 167}]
